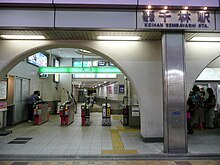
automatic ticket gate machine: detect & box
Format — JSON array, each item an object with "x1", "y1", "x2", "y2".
[
  {"x1": 81, "y1": 103, "x2": 92, "y2": 126},
  {"x1": 33, "y1": 101, "x2": 49, "y2": 125},
  {"x1": 102, "y1": 103, "x2": 111, "y2": 126},
  {"x1": 59, "y1": 101, "x2": 74, "y2": 126}
]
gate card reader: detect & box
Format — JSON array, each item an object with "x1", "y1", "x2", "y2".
[
  {"x1": 33, "y1": 101, "x2": 49, "y2": 125},
  {"x1": 102, "y1": 103, "x2": 111, "y2": 126},
  {"x1": 81, "y1": 103, "x2": 92, "y2": 126},
  {"x1": 59, "y1": 100, "x2": 74, "y2": 126}
]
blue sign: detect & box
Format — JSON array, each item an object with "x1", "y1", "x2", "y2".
[
  {"x1": 119, "y1": 84, "x2": 124, "y2": 94},
  {"x1": 98, "y1": 61, "x2": 107, "y2": 66}
]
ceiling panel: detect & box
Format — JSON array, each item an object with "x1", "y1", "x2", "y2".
[
  {"x1": 185, "y1": 32, "x2": 220, "y2": 41},
  {"x1": 0, "y1": 29, "x2": 162, "y2": 40},
  {"x1": 1, "y1": 29, "x2": 220, "y2": 41}
]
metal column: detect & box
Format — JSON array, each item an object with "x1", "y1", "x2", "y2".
[{"x1": 162, "y1": 33, "x2": 187, "y2": 153}]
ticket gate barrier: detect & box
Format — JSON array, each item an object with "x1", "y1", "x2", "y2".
[
  {"x1": 102, "y1": 103, "x2": 111, "y2": 126},
  {"x1": 81, "y1": 103, "x2": 92, "y2": 126},
  {"x1": 121, "y1": 105, "x2": 129, "y2": 126},
  {"x1": 59, "y1": 101, "x2": 75, "y2": 126},
  {"x1": 33, "y1": 102, "x2": 49, "y2": 125}
]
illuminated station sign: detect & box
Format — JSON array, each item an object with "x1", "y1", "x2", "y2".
[{"x1": 137, "y1": 10, "x2": 215, "y2": 30}]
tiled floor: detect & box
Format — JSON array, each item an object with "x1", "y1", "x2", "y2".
[{"x1": 0, "y1": 103, "x2": 220, "y2": 161}]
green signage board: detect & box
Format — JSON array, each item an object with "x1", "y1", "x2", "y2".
[{"x1": 38, "y1": 67, "x2": 122, "y2": 74}]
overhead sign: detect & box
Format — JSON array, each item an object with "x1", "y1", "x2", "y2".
[
  {"x1": 39, "y1": 67, "x2": 122, "y2": 74},
  {"x1": 98, "y1": 61, "x2": 107, "y2": 66},
  {"x1": 137, "y1": 10, "x2": 215, "y2": 30},
  {"x1": 138, "y1": 0, "x2": 219, "y2": 7}
]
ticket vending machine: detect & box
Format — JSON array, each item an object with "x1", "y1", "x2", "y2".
[
  {"x1": 33, "y1": 102, "x2": 49, "y2": 125},
  {"x1": 59, "y1": 101, "x2": 74, "y2": 126},
  {"x1": 81, "y1": 103, "x2": 92, "y2": 126},
  {"x1": 102, "y1": 103, "x2": 111, "y2": 126}
]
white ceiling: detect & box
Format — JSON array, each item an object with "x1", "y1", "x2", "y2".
[{"x1": 45, "y1": 48, "x2": 103, "y2": 59}]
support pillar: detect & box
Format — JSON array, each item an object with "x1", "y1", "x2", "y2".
[{"x1": 162, "y1": 33, "x2": 187, "y2": 153}]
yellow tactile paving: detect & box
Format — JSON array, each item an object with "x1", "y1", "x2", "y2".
[
  {"x1": 117, "y1": 126, "x2": 139, "y2": 132},
  {"x1": 112, "y1": 115, "x2": 122, "y2": 120},
  {"x1": 1, "y1": 160, "x2": 220, "y2": 165},
  {"x1": 101, "y1": 150, "x2": 138, "y2": 154},
  {"x1": 102, "y1": 127, "x2": 139, "y2": 155}
]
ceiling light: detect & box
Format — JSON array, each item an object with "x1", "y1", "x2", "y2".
[
  {"x1": 164, "y1": 6, "x2": 168, "y2": 10},
  {"x1": 190, "y1": 37, "x2": 220, "y2": 41},
  {"x1": 184, "y1": 6, "x2": 188, "y2": 10},
  {"x1": 203, "y1": 7, "x2": 207, "y2": 10},
  {"x1": 0, "y1": 35, "x2": 45, "y2": 40},
  {"x1": 147, "y1": 5, "x2": 152, "y2": 9},
  {"x1": 97, "y1": 36, "x2": 141, "y2": 41}
]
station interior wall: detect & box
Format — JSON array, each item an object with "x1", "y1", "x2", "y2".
[
  {"x1": 8, "y1": 61, "x2": 60, "y2": 102},
  {"x1": 97, "y1": 74, "x2": 126, "y2": 101}
]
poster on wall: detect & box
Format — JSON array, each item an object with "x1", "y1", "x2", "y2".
[
  {"x1": 108, "y1": 85, "x2": 112, "y2": 94},
  {"x1": 119, "y1": 84, "x2": 125, "y2": 94},
  {"x1": 114, "y1": 84, "x2": 118, "y2": 94},
  {"x1": 0, "y1": 81, "x2": 7, "y2": 100}
]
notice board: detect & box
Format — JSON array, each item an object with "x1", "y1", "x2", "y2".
[{"x1": 0, "y1": 81, "x2": 7, "y2": 100}]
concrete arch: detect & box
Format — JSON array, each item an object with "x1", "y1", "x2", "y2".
[
  {"x1": 0, "y1": 41, "x2": 129, "y2": 81},
  {"x1": 185, "y1": 42, "x2": 220, "y2": 95},
  {"x1": 0, "y1": 39, "x2": 163, "y2": 139},
  {"x1": 1, "y1": 41, "x2": 136, "y2": 106}
]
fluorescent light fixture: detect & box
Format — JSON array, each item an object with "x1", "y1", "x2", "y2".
[
  {"x1": 164, "y1": 6, "x2": 168, "y2": 10},
  {"x1": 97, "y1": 36, "x2": 141, "y2": 41},
  {"x1": 0, "y1": 35, "x2": 45, "y2": 39},
  {"x1": 190, "y1": 37, "x2": 220, "y2": 42}
]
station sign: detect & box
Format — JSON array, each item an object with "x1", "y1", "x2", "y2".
[
  {"x1": 137, "y1": 10, "x2": 215, "y2": 30},
  {"x1": 139, "y1": 0, "x2": 219, "y2": 7}
]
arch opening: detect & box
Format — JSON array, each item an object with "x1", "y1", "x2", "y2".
[
  {"x1": 0, "y1": 42, "x2": 158, "y2": 156},
  {"x1": 186, "y1": 55, "x2": 220, "y2": 154}
]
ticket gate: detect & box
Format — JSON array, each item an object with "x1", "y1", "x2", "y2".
[
  {"x1": 59, "y1": 101, "x2": 74, "y2": 126},
  {"x1": 33, "y1": 102, "x2": 49, "y2": 125},
  {"x1": 102, "y1": 103, "x2": 111, "y2": 126},
  {"x1": 81, "y1": 103, "x2": 92, "y2": 126},
  {"x1": 121, "y1": 105, "x2": 129, "y2": 126}
]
